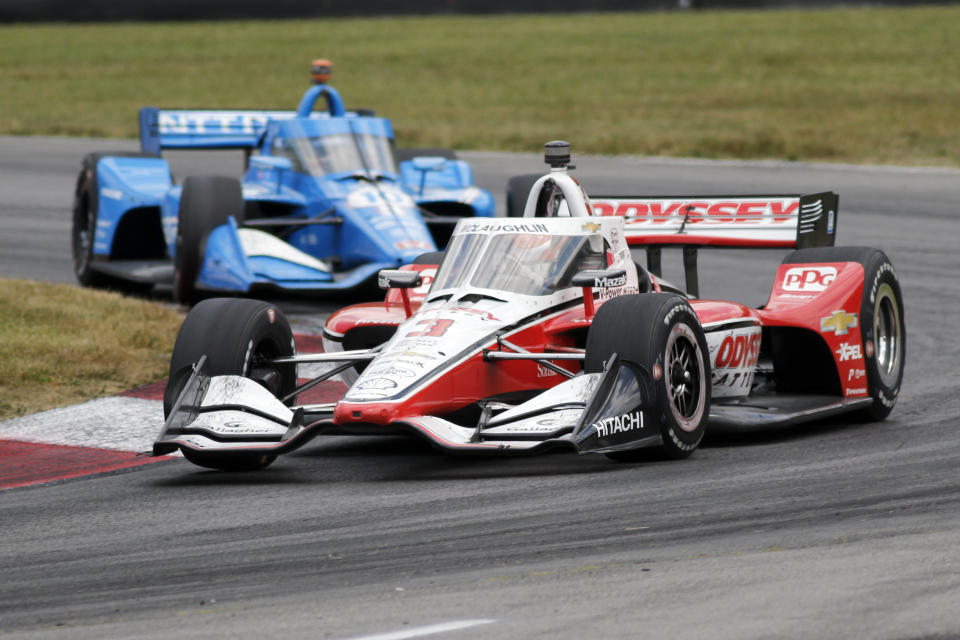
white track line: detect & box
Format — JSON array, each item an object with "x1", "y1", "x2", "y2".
[{"x1": 342, "y1": 619, "x2": 496, "y2": 640}]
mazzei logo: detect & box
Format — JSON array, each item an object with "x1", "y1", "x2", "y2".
[
  {"x1": 782, "y1": 266, "x2": 837, "y2": 292},
  {"x1": 366, "y1": 366, "x2": 416, "y2": 378},
  {"x1": 594, "y1": 274, "x2": 626, "y2": 288},
  {"x1": 593, "y1": 411, "x2": 643, "y2": 438}
]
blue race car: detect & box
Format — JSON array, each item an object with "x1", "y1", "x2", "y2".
[{"x1": 70, "y1": 60, "x2": 495, "y2": 302}]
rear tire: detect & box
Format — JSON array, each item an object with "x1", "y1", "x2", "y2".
[
  {"x1": 782, "y1": 247, "x2": 905, "y2": 420},
  {"x1": 412, "y1": 251, "x2": 444, "y2": 265},
  {"x1": 72, "y1": 164, "x2": 108, "y2": 288},
  {"x1": 505, "y1": 174, "x2": 540, "y2": 217},
  {"x1": 586, "y1": 294, "x2": 710, "y2": 460},
  {"x1": 71, "y1": 152, "x2": 156, "y2": 289},
  {"x1": 165, "y1": 298, "x2": 297, "y2": 471},
  {"x1": 174, "y1": 176, "x2": 243, "y2": 305}
]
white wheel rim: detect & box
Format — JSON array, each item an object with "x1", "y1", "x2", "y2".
[{"x1": 874, "y1": 282, "x2": 902, "y2": 388}]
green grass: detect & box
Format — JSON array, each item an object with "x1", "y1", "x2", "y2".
[
  {"x1": 1, "y1": 7, "x2": 959, "y2": 165},
  {"x1": 0, "y1": 280, "x2": 183, "y2": 420}
]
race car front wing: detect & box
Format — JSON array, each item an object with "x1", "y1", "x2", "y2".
[{"x1": 152, "y1": 354, "x2": 662, "y2": 461}]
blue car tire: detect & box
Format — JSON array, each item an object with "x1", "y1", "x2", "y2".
[{"x1": 173, "y1": 176, "x2": 243, "y2": 304}]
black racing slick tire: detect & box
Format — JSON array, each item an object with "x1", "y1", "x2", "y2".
[
  {"x1": 173, "y1": 176, "x2": 243, "y2": 305},
  {"x1": 505, "y1": 174, "x2": 541, "y2": 218},
  {"x1": 412, "y1": 251, "x2": 445, "y2": 265},
  {"x1": 166, "y1": 297, "x2": 297, "y2": 415},
  {"x1": 164, "y1": 298, "x2": 297, "y2": 471},
  {"x1": 394, "y1": 148, "x2": 458, "y2": 163},
  {"x1": 586, "y1": 294, "x2": 711, "y2": 461},
  {"x1": 782, "y1": 247, "x2": 905, "y2": 421}
]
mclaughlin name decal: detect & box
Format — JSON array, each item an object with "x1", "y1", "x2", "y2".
[{"x1": 459, "y1": 222, "x2": 549, "y2": 234}]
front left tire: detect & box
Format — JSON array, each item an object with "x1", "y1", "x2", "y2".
[{"x1": 165, "y1": 298, "x2": 297, "y2": 471}]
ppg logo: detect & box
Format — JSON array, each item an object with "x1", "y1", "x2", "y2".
[{"x1": 782, "y1": 266, "x2": 837, "y2": 292}]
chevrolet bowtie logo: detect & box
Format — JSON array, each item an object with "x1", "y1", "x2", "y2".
[
  {"x1": 581, "y1": 222, "x2": 600, "y2": 233},
  {"x1": 821, "y1": 310, "x2": 858, "y2": 335}
]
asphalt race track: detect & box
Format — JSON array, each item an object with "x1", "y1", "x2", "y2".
[{"x1": 1, "y1": 136, "x2": 959, "y2": 639}]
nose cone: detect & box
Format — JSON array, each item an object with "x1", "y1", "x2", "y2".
[
  {"x1": 334, "y1": 401, "x2": 396, "y2": 426},
  {"x1": 338, "y1": 182, "x2": 436, "y2": 267}
]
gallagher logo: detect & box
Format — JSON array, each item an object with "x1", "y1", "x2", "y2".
[{"x1": 782, "y1": 266, "x2": 837, "y2": 292}]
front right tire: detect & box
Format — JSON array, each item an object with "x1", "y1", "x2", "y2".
[{"x1": 586, "y1": 293, "x2": 711, "y2": 460}]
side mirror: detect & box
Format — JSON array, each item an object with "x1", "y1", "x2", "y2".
[
  {"x1": 571, "y1": 268, "x2": 627, "y2": 289},
  {"x1": 574, "y1": 268, "x2": 627, "y2": 320},
  {"x1": 250, "y1": 155, "x2": 293, "y2": 172},
  {"x1": 411, "y1": 156, "x2": 447, "y2": 172},
  {"x1": 378, "y1": 269, "x2": 422, "y2": 290},
  {"x1": 379, "y1": 269, "x2": 422, "y2": 318}
]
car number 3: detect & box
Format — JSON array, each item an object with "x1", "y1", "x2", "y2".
[{"x1": 408, "y1": 318, "x2": 454, "y2": 337}]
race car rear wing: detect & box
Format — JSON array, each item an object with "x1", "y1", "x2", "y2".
[
  {"x1": 138, "y1": 82, "x2": 364, "y2": 154},
  {"x1": 138, "y1": 107, "x2": 370, "y2": 155},
  {"x1": 588, "y1": 192, "x2": 838, "y2": 250},
  {"x1": 588, "y1": 192, "x2": 838, "y2": 298},
  {"x1": 139, "y1": 108, "x2": 302, "y2": 155}
]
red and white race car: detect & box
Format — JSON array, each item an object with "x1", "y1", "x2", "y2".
[{"x1": 155, "y1": 142, "x2": 905, "y2": 471}]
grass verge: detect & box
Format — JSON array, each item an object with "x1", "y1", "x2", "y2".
[
  {"x1": 0, "y1": 279, "x2": 183, "y2": 421},
  {"x1": 0, "y1": 7, "x2": 958, "y2": 165}
]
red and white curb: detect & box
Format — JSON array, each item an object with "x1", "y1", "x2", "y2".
[{"x1": 0, "y1": 332, "x2": 343, "y2": 490}]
